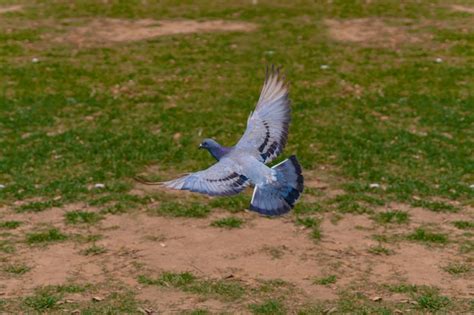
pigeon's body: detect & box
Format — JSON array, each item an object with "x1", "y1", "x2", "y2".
[{"x1": 163, "y1": 66, "x2": 304, "y2": 216}]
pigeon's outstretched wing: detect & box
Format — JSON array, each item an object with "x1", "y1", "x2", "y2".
[
  {"x1": 235, "y1": 66, "x2": 291, "y2": 164},
  {"x1": 163, "y1": 158, "x2": 249, "y2": 196}
]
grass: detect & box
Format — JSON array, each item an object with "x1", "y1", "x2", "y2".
[
  {"x1": 23, "y1": 291, "x2": 60, "y2": 311},
  {"x1": 374, "y1": 211, "x2": 409, "y2": 224},
  {"x1": 295, "y1": 216, "x2": 322, "y2": 241},
  {"x1": 0, "y1": 240, "x2": 15, "y2": 253},
  {"x1": 386, "y1": 284, "x2": 450, "y2": 311},
  {"x1": 368, "y1": 245, "x2": 394, "y2": 255},
  {"x1": 407, "y1": 227, "x2": 448, "y2": 244},
  {"x1": 210, "y1": 217, "x2": 244, "y2": 229},
  {"x1": 313, "y1": 275, "x2": 337, "y2": 286},
  {"x1": 16, "y1": 200, "x2": 62, "y2": 213},
  {"x1": 416, "y1": 291, "x2": 450, "y2": 311},
  {"x1": 65, "y1": 210, "x2": 103, "y2": 224},
  {"x1": 442, "y1": 262, "x2": 471, "y2": 275},
  {"x1": 249, "y1": 299, "x2": 285, "y2": 315},
  {"x1": 138, "y1": 272, "x2": 245, "y2": 301},
  {"x1": 386, "y1": 283, "x2": 420, "y2": 294},
  {"x1": 0, "y1": 221, "x2": 21, "y2": 229},
  {"x1": 453, "y1": 221, "x2": 474, "y2": 230},
  {"x1": 410, "y1": 200, "x2": 459, "y2": 213},
  {"x1": 3, "y1": 263, "x2": 31, "y2": 275},
  {"x1": 80, "y1": 244, "x2": 107, "y2": 256},
  {"x1": 26, "y1": 228, "x2": 67, "y2": 245}
]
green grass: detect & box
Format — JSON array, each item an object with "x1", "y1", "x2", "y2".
[
  {"x1": 16, "y1": 200, "x2": 62, "y2": 213},
  {"x1": 374, "y1": 211, "x2": 409, "y2": 224},
  {"x1": 407, "y1": 227, "x2": 448, "y2": 244},
  {"x1": 368, "y1": 245, "x2": 394, "y2": 255},
  {"x1": 0, "y1": 240, "x2": 15, "y2": 253},
  {"x1": 411, "y1": 199, "x2": 459, "y2": 213},
  {"x1": 0, "y1": 221, "x2": 21, "y2": 229},
  {"x1": 295, "y1": 216, "x2": 322, "y2": 241},
  {"x1": 80, "y1": 244, "x2": 107, "y2": 256},
  {"x1": 65, "y1": 210, "x2": 103, "y2": 224},
  {"x1": 442, "y1": 263, "x2": 471, "y2": 275},
  {"x1": 416, "y1": 291, "x2": 450, "y2": 311},
  {"x1": 210, "y1": 217, "x2": 244, "y2": 229},
  {"x1": 249, "y1": 299, "x2": 285, "y2": 315},
  {"x1": 151, "y1": 202, "x2": 211, "y2": 218},
  {"x1": 23, "y1": 291, "x2": 60, "y2": 311},
  {"x1": 26, "y1": 228, "x2": 67, "y2": 244},
  {"x1": 453, "y1": 221, "x2": 474, "y2": 230},
  {"x1": 3, "y1": 263, "x2": 31, "y2": 275},
  {"x1": 138, "y1": 272, "x2": 245, "y2": 300},
  {"x1": 138, "y1": 272, "x2": 245, "y2": 301},
  {"x1": 313, "y1": 275, "x2": 337, "y2": 286},
  {"x1": 386, "y1": 283, "x2": 420, "y2": 294}
]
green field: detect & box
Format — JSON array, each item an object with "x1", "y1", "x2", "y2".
[{"x1": 0, "y1": 0, "x2": 473, "y2": 313}]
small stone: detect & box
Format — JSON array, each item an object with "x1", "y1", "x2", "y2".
[
  {"x1": 264, "y1": 50, "x2": 275, "y2": 55},
  {"x1": 394, "y1": 310, "x2": 403, "y2": 315},
  {"x1": 369, "y1": 183, "x2": 380, "y2": 188},
  {"x1": 32, "y1": 57, "x2": 39, "y2": 63},
  {"x1": 435, "y1": 58, "x2": 443, "y2": 63},
  {"x1": 371, "y1": 296, "x2": 382, "y2": 302},
  {"x1": 94, "y1": 183, "x2": 105, "y2": 189},
  {"x1": 0, "y1": 184, "x2": 5, "y2": 189},
  {"x1": 159, "y1": 242, "x2": 166, "y2": 247},
  {"x1": 71, "y1": 310, "x2": 80, "y2": 315},
  {"x1": 92, "y1": 296, "x2": 103, "y2": 302},
  {"x1": 320, "y1": 64, "x2": 330, "y2": 70},
  {"x1": 469, "y1": 184, "x2": 474, "y2": 189}
]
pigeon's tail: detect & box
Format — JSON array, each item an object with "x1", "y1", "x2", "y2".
[{"x1": 249, "y1": 155, "x2": 304, "y2": 216}]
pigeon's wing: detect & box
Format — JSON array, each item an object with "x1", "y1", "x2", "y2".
[
  {"x1": 163, "y1": 158, "x2": 249, "y2": 196},
  {"x1": 235, "y1": 65, "x2": 291, "y2": 164}
]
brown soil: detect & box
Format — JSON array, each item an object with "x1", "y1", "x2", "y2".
[
  {"x1": 451, "y1": 4, "x2": 474, "y2": 14},
  {"x1": 325, "y1": 18, "x2": 422, "y2": 48},
  {"x1": 0, "y1": 5, "x2": 23, "y2": 14},
  {"x1": 1, "y1": 196, "x2": 472, "y2": 312},
  {"x1": 57, "y1": 19, "x2": 257, "y2": 46}
]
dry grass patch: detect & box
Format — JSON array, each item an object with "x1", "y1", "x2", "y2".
[
  {"x1": 58, "y1": 19, "x2": 257, "y2": 46},
  {"x1": 451, "y1": 4, "x2": 474, "y2": 14},
  {"x1": 325, "y1": 18, "x2": 422, "y2": 48},
  {"x1": 0, "y1": 5, "x2": 23, "y2": 14}
]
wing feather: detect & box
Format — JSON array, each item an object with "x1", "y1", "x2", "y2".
[
  {"x1": 163, "y1": 158, "x2": 249, "y2": 196},
  {"x1": 236, "y1": 65, "x2": 291, "y2": 164}
]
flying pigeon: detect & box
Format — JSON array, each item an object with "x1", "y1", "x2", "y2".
[{"x1": 163, "y1": 66, "x2": 304, "y2": 216}]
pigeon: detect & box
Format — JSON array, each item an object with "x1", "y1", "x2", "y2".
[{"x1": 163, "y1": 66, "x2": 303, "y2": 216}]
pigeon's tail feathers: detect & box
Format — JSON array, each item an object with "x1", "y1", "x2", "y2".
[{"x1": 249, "y1": 155, "x2": 304, "y2": 216}]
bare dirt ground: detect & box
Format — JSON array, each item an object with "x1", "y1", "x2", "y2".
[
  {"x1": 0, "y1": 5, "x2": 23, "y2": 14},
  {"x1": 55, "y1": 19, "x2": 257, "y2": 46},
  {"x1": 324, "y1": 18, "x2": 423, "y2": 48},
  {"x1": 1, "y1": 183, "x2": 472, "y2": 312},
  {"x1": 451, "y1": 4, "x2": 474, "y2": 14}
]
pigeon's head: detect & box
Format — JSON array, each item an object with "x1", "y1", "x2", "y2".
[
  {"x1": 199, "y1": 138, "x2": 220, "y2": 150},
  {"x1": 199, "y1": 138, "x2": 230, "y2": 161}
]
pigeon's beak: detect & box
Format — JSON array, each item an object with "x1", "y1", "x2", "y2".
[{"x1": 198, "y1": 143, "x2": 203, "y2": 149}]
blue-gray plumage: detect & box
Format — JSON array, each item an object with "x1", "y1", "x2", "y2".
[{"x1": 163, "y1": 66, "x2": 304, "y2": 215}]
